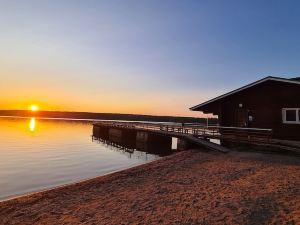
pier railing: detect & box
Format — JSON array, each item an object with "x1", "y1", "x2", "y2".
[{"x1": 93, "y1": 121, "x2": 273, "y2": 144}]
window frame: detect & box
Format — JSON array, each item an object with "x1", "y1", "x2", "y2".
[{"x1": 282, "y1": 108, "x2": 300, "y2": 124}]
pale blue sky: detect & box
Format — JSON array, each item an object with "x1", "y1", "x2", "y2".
[{"x1": 1, "y1": 0, "x2": 300, "y2": 116}]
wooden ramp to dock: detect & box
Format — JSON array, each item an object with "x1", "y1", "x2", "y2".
[
  {"x1": 135, "y1": 128, "x2": 229, "y2": 153},
  {"x1": 183, "y1": 134, "x2": 229, "y2": 153}
]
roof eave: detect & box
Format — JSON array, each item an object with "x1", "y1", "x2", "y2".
[{"x1": 189, "y1": 76, "x2": 300, "y2": 111}]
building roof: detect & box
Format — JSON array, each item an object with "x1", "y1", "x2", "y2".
[
  {"x1": 190, "y1": 76, "x2": 300, "y2": 111},
  {"x1": 291, "y1": 77, "x2": 300, "y2": 81}
]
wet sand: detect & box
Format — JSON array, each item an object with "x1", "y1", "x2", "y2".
[{"x1": 0, "y1": 149, "x2": 300, "y2": 225}]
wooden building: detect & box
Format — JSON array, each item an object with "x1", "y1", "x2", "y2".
[{"x1": 190, "y1": 76, "x2": 300, "y2": 141}]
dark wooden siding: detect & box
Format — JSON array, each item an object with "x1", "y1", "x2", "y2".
[{"x1": 200, "y1": 80, "x2": 300, "y2": 140}]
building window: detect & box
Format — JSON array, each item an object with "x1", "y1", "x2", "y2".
[{"x1": 282, "y1": 108, "x2": 300, "y2": 124}]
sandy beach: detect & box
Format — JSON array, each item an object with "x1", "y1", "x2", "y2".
[{"x1": 0, "y1": 149, "x2": 300, "y2": 225}]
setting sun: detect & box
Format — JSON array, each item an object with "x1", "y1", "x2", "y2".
[{"x1": 30, "y1": 105, "x2": 38, "y2": 111}]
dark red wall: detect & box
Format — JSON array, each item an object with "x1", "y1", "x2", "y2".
[{"x1": 206, "y1": 80, "x2": 300, "y2": 140}]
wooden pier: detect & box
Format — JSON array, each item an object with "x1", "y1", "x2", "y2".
[
  {"x1": 93, "y1": 121, "x2": 300, "y2": 153},
  {"x1": 93, "y1": 121, "x2": 231, "y2": 153}
]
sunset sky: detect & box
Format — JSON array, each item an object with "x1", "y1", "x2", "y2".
[{"x1": 1, "y1": 0, "x2": 300, "y2": 116}]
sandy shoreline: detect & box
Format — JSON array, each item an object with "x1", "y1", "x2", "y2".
[{"x1": 1, "y1": 149, "x2": 300, "y2": 225}]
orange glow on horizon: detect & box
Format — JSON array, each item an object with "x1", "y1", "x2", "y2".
[{"x1": 0, "y1": 91, "x2": 211, "y2": 117}]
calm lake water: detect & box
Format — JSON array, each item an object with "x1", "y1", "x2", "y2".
[{"x1": 0, "y1": 117, "x2": 163, "y2": 201}]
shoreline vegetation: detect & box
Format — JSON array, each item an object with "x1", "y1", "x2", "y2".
[
  {"x1": 0, "y1": 110, "x2": 218, "y2": 124},
  {"x1": 0, "y1": 149, "x2": 299, "y2": 225}
]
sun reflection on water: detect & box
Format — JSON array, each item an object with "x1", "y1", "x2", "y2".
[{"x1": 29, "y1": 118, "x2": 36, "y2": 132}]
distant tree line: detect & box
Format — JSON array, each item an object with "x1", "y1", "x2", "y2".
[{"x1": 0, "y1": 110, "x2": 218, "y2": 124}]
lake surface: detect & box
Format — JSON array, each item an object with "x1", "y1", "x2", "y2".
[{"x1": 0, "y1": 117, "x2": 164, "y2": 201}]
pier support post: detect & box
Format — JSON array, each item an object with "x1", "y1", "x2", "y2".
[
  {"x1": 108, "y1": 128, "x2": 136, "y2": 148},
  {"x1": 93, "y1": 125, "x2": 109, "y2": 139},
  {"x1": 177, "y1": 138, "x2": 196, "y2": 150},
  {"x1": 177, "y1": 138, "x2": 188, "y2": 150},
  {"x1": 136, "y1": 131, "x2": 172, "y2": 155}
]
